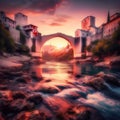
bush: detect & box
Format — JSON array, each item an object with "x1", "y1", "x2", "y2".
[
  {"x1": 0, "y1": 23, "x2": 15, "y2": 54},
  {"x1": 87, "y1": 26, "x2": 120, "y2": 58},
  {"x1": 15, "y1": 44, "x2": 30, "y2": 55}
]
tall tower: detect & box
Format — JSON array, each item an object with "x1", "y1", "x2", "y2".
[
  {"x1": 81, "y1": 16, "x2": 95, "y2": 31},
  {"x1": 15, "y1": 13, "x2": 28, "y2": 26}
]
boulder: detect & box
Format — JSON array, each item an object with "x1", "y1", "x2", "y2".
[
  {"x1": 35, "y1": 86, "x2": 60, "y2": 94},
  {"x1": 12, "y1": 91, "x2": 26, "y2": 99},
  {"x1": 0, "y1": 98, "x2": 11, "y2": 114},
  {"x1": 15, "y1": 75, "x2": 31, "y2": 84},
  {"x1": 14, "y1": 110, "x2": 47, "y2": 120},
  {"x1": 97, "y1": 72, "x2": 120, "y2": 87},
  {"x1": 110, "y1": 56, "x2": 120, "y2": 69},
  {"x1": 75, "y1": 74, "x2": 81, "y2": 78},
  {"x1": 27, "y1": 94, "x2": 43, "y2": 105},
  {"x1": 9, "y1": 99, "x2": 34, "y2": 112},
  {"x1": 84, "y1": 77, "x2": 107, "y2": 90},
  {"x1": 60, "y1": 105, "x2": 105, "y2": 120}
]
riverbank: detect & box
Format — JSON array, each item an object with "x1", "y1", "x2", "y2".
[
  {"x1": 95, "y1": 56, "x2": 120, "y2": 69},
  {"x1": 0, "y1": 54, "x2": 31, "y2": 69},
  {"x1": 0, "y1": 54, "x2": 120, "y2": 120}
]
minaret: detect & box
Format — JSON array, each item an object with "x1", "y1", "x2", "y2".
[{"x1": 107, "y1": 11, "x2": 110, "y2": 23}]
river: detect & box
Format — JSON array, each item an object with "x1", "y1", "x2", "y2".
[
  {"x1": 0, "y1": 59, "x2": 120, "y2": 120},
  {"x1": 29, "y1": 60, "x2": 120, "y2": 120}
]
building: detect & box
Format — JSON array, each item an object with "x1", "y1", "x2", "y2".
[
  {"x1": 75, "y1": 29, "x2": 88, "y2": 55},
  {"x1": 15, "y1": 12, "x2": 28, "y2": 26},
  {"x1": 23, "y1": 24, "x2": 38, "y2": 38},
  {"x1": 75, "y1": 12, "x2": 120, "y2": 56},
  {"x1": 0, "y1": 11, "x2": 16, "y2": 28},
  {"x1": 81, "y1": 16, "x2": 96, "y2": 31},
  {"x1": 0, "y1": 11, "x2": 20, "y2": 42},
  {"x1": 103, "y1": 13, "x2": 120, "y2": 37}
]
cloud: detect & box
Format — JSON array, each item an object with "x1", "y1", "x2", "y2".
[
  {"x1": 0, "y1": 0, "x2": 66, "y2": 14},
  {"x1": 69, "y1": 0, "x2": 120, "y2": 10},
  {"x1": 49, "y1": 22, "x2": 63, "y2": 26},
  {"x1": 55, "y1": 15, "x2": 71, "y2": 23}
]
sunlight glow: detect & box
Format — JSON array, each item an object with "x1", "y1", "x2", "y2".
[{"x1": 43, "y1": 37, "x2": 70, "y2": 49}]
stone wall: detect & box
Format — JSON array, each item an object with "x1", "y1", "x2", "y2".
[{"x1": 9, "y1": 27, "x2": 20, "y2": 42}]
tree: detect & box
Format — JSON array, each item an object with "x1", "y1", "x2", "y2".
[
  {"x1": 86, "y1": 26, "x2": 120, "y2": 58},
  {"x1": 0, "y1": 23, "x2": 15, "y2": 54}
]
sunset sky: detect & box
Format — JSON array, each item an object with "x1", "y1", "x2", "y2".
[{"x1": 0, "y1": 0, "x2": 120, "y2": 36}]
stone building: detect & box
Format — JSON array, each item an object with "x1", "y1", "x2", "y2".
[
  {"x1": 75, "y1": 12, "x2": 120, "y2": 56},
  {"x1": 81, "y1": 16, "x2": 96, "y2": 31},
  {"x1": 103, "y1": 13, "x2": 120, "y2": 38},
  {"x1": 0, "y1": 11, "x2": 20, "y2": 42},
  {"x1": 15, "y1": 13, "x2": 28, "y2": 27}
]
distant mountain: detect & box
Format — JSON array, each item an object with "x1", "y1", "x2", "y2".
[{"x1": 42, "y1": 45, "x2": 73, "y2": 61}]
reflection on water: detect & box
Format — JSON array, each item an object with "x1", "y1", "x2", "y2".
[
  {"x1": 30, "y1": 61, "x2": 120, "y2": 120},
  {"x1": 32, "y1": 61, "x2": 109, "y2": 81}
]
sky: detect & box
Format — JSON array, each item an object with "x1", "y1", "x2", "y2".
[{"x1": 0, "y1": 0, "x2": 120, "y2": 36}]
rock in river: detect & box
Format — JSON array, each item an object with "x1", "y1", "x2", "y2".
[
  {"x1": 27, "y1": 94, "x2": 43, "y2": 105},
  {"x1": 56, "y1": 105, "x2": 104, "y2": 120},
  {"x1": 14, "y1": 110, "x2": 48, "y2": 120}
]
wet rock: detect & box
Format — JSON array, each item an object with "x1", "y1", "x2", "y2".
[
  {"x1": 15, "y1": 75, "x2": 31, "y2": 84},
  {"x1": 110, "y1": 56, "x2": 120, "y2": 69},
  {"x1": 63, "y1": 105, "x2": 104, "y2": 120},
  {"x1": 9, "y1": 99, "x2": 34, "y2": 112},
  {"x1": 84, "y1": 77, "x2": 107, "y2": 90},
  {"x1": 95, "y1": 62, "x2": 109, "y2": 68},
  {"x1": 27, "y1": 94, "x2": 43, "y2": 105},
  {"x1": 35, "y1": 86, "x2": 60, "y2": 94},
  {"x1": 14, "y1": 110, "x2": 47, "y2": 120},
  {"x1": 75, "y1": 74, "x2": 81, "y2": 78},
  {"x1": 1, "y1": 99, "x2": 33, "y2": 115},
  {"x1": 0, "y1": 98, "x2": 11, "y2": 114},
  {"x1": 56, "y1": 85, "x2": 70, "y2": 90},
  {"x1": 104, "y1": 75, "x2": 120, "y2": 87},
  {"x1": 97, "y1": 72, "x2": 120, "y2": 87},
  {"x1": 12, "y1": 91, "x2": 26, "y2": 99},
  {"x1": 66, "y1": 91, "x2": 80, "y2": 100}
]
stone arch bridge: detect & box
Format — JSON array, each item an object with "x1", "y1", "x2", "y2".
[{"x1": 27, "y1": 33, "x2": 82, "y2": 58}]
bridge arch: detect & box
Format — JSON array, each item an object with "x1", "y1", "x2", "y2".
[{"x1": 29, "y1": 33, "x2": 82, "y2": 58}]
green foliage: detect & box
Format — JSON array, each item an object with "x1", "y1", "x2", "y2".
[
  {"x1": 15, "y1": 44, "x2": 30, "y2": 55},
  {"x1": 87, "y1": 26, "x2": 120, "y2": 57},
  {"x1": 0, "y1": 23, "x2": 15, "y2": 54}
]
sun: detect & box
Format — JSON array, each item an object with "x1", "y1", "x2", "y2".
[{"x1": 43, "y1": 37, "x2": 70, "y2": 49}]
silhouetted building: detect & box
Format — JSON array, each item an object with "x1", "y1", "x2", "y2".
[
  {"x1": 0, "y1": 11, "x2": 20, "y2": 42},
  {"x1": 15, "y1": 13, "x2": 28, "y2": 26},
  {"x1": 81, "y1": 16, "x2": 95, "y2": 31},
  {"x1": 0, "y1": 11, "x2": 16, "y2": 28},
  {"x1": 103, "y1": 12, "x2": 120, "y2": 37},
  {"x1": 75, "y1": 12, "x2": 120, "y2": 56}
]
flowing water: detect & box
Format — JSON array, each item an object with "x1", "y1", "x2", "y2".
[{"x1": 30, "y1": 60, "x2": 120, "y2": 120}]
